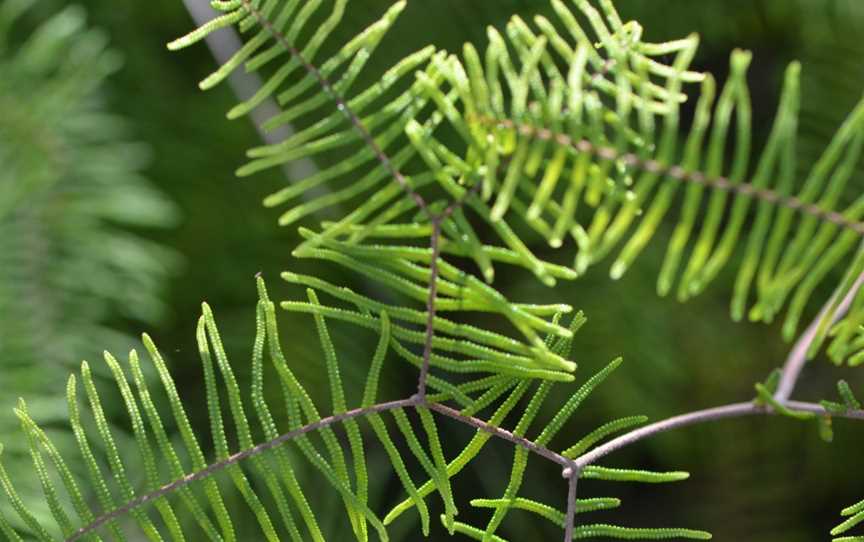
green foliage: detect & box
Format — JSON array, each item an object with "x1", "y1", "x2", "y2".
[
  {"x1": 0, "y1": 0, "x2": 177, "y2": 532},
  {"x1": 0, "y1": 279, "x2": 700, "y2": 541},
  {"x1": 2, "y1": 0, "x2": 863, "y2": 540},
  {"x1": 821, "y1": 380, "x2": 863, "y2": 415},
  {"x1": 449, "y1": 515, "x2": 710, "y2": 541},
  {"x1": 162, "y1": 0, "x2": 864, "y2": 535},
  {"x1": 170, "y1": 0, "x2": 864, "y2": 370},
  {"x1": 833, "y1": 495, "x2": 864, "y2": 542},
  {"x1": 829, "y1": 322, "x2": 864, "y2": 366}
]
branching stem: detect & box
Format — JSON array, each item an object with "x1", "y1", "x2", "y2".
[
  {"x1": 574, "y1": 400, "x2": 864, "y2": 469},
  {"x1": 89, "y1": 6, "x2": 864, "y2": 542},
  {"x1": 478, "y1": 116, "x2": 864, "y2": 236},
  {"x1": 426, "y1": 402, "x2": 574, "y2": 468},
  {"x1": 67, "y1": 398, "x2": 418, "y2": 541},
  {"x1": 67, "y1": 391, "x2": 864, "y2": 541},
  {"x1": 775, "y1": 269, "x2": 864, "y2": 401},
  {"x1": 238, "y1": 0, "x2": 430, "y2": 216}
]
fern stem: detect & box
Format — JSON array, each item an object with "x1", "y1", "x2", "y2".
[
  {"x1": 416, "y1": 182, "x2": 485, "y2": 400},
  {"x1": 774, "y1": 268, "x2": 864, "y2": 401},
  {"x1": 477, "y1": 115, "x2": 864, "y2": 237},
  {"x1": 573, "y1": 400, "x2": 864, "y2": 470},
  {"x1": 59, "y1": 386, "x2": 864, "y2": 541},
  {"x1": 426, "y1": 402, "x2": 575, "y2": 469},
  {"x1": 417, "y1": 217, "x2": 443, "y2": 400},
  {"x1": 66, "y1": 397, "x2": 417, "y2": 542},
  {"x1": 237, "y1": 0, "x2": 429, "y2": 215},
  {"x1": 563, "y1": 472, "x2": 579, "y2": 542}
]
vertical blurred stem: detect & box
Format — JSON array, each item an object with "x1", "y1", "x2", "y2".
[{"x1": 180, "y1": 0, "x2": 321, "y2": 190}]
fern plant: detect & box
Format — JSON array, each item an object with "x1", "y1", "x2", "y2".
[
  {"x1": 0, "y1": 0, "x2": 177, "y2": 531},
  {"x1": 1, "y1": 0, "x2": 864, "y2": 540}
]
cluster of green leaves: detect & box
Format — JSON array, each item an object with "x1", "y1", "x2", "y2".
[
  {"x1": 2, "y1": 0, "x2": 863, "y2": 539},
  {"x1": 165, "y1": 4, "x2": 714, "y2": 537},
  {"x1": 615, "y1": 0, "x2": 864, "y2": 368},
  {"x1": 755, "y1": 373, "x2": 864, "y2": 540},
  {"x1": 821, "y1": 381, "x2": 864, "y2": 540},
  {"x1": 168, "y1": 0, "x2": 864, "y2": 370},
  {"x1": 0, "y1": 278, "x2": 710, "y2": 540},
  {"x1": 166, "y1": 0, "x2": 586, "y2": 384},
  {"x1": 832, "y1": 496, "x2": 864, "y2": 542},
  {"x1": 0, "y1": 0, "x2": 177, "y2": 528},
  {"x1": 166, "y1": 0, "x2": 706, "y2": 389},
  {"x1": 164, "y1": 0, "x2": 864, "y2": 537},
  {"x1": 435, "y1": 8, "x2": 864, "y2": 362}
]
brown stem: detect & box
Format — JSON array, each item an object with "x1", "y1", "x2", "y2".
[
  {"x1": 477, "y1": 116, "x2": 864, "y2": 237},
  {"x1": 66, "y1": 398, "x2": 417, "y2": 542},
  {"x1": 427, "y1": 402, "x2": 574, "y2": 468},
  {"x1": 238, "y1": 0, "x2": 429, "y2": 216},
  {"x1": 417, "y1": 218, "x2": 442, "y2": 400}
]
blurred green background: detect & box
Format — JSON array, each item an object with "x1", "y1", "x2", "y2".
[{"x1": 3, "y1": 0, "x2": 864, "y2": 540}]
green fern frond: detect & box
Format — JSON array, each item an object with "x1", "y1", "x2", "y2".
[
  {"x1": 0, "y1": 0, "x2": 178, "y2": 530},
  {"x1": 167, "y1": 0, "x2": 858, "y2": 399},
  {"x1": 833, "y1": 495, "x2": 864, "y2": 541},
  {"x1": 2, "y1": 277, "x2": 611, "y2": 540},
  {"x1": 468, "y1": 496, "x2": 711, "y2": 540},
  {"x1": 168, "y1": 0, "x2": 433, "y2": 224},
  {"x1": 170, "y1": 0, "x2": 864, "y2": 393},
  {"x1": 4, "y1": 0, "x2": 861, "y2": 539},
  {"x1": 393, "y1": 0, "x2": 864, "y2": 362},
  {"x1": 448, "y1": 515, "x2": 710, "y2": 541},
  {"x1": 167, "y1": 0, "x2": 703, "y2": 386},
  {"x1": 0, "y1": 280, "x2": 381, "y2": 540}
]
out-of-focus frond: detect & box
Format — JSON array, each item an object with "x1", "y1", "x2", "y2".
[{"x1": 0, "y1": 0, "x2": 178, "y2": 529}]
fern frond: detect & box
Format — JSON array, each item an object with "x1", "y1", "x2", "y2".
[
  {"x1": 467, "y1": 497, "x2": 711, "y2": 540},
  {"x1": 448, "y1": 515, "x2": 710, "y2": 541},
  {"x1": 4, "y1": 0, "x2": 860, "y2": 538},
  {"x1": 833, "y1": 495, "x2": 864, "y2": 541},
  {"x1": 0, "y1": 279, "x2": 402, "y2": 540},
  {"x1": 170, "y1": 0, "x2": 706, "y2": 386},
  {"x1": 169, "y1": 0, "x2": 858, "y2": 393},
  {"x1": 395, "y1": 0, "x2": 864, "y2": 362},
  {"x1": 0, "y1": 0, "x2": 178, "y2": 530},
  {"x1": 5, "y1": 274, "x2": 610, "y2": 540},
  {"x1": 168, "y1": 0, "x2": 433, "y2": 225}
]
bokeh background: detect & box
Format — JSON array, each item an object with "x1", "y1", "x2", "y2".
[{"x1": 2, "y1": 0, "x2": 864, "y2": 540}]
